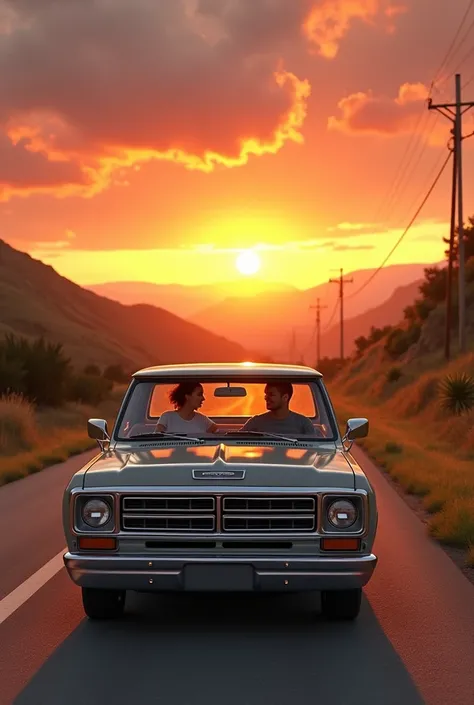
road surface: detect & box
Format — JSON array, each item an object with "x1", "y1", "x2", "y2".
[{"x1": 1, "y1": 445, "x2": 474, "y2": 705}]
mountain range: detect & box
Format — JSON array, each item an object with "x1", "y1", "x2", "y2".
[
  {"x1": 0, "y1": 240, "x2": 254, "y2": 369},
  {"x1": 189, "y1": 263, "x2": 436, "y2": 360},
  {"x1": 87, "y1": 280, "x2": 296, "y2": 319},
  {"x1": 87, "y1": 262, "x2": 437, "y2": 360},
  {"x1": 1, "y1": 238, "x2": 440, "y2": 369}
]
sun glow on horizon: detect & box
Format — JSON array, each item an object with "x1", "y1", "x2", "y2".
[{"x1": 236, "y1": 250, "x2": 261, "y2": 276}]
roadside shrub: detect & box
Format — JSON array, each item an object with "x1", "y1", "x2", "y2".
[
  {"x1": 384, "y1": 325, "x2": 421, "y2": 359},
  {"x1": 0, "y1": 334, "x2": 72, "y2": 406},
  {"x1": 0, "y1": 393, "x2": 38, "y2": 455},
  {"x1": 84, "y1": 363, "x2": 101, "y2": 376},
  {"x1": 385, "y1": 441, "x2": 403, "y2": 454},
  {"x1": 317, "y1": 357, "x2": 346, "y2": 380},
  {"x1": 0, "y1": 351, "x2": 26, "y2": 395},
  {"x1": 386, "y1": 366, "x2": 402, "y2": 383},
  {"x1": 68, "y1": 374, "x2": 113, "y2": 406},
  {"x1": 439, "y1": 372, "x2": 474, "y2": 416},
  {"x1": 354, "y1": 325, "x2": 393, "y2": 358},
  {"x1": 103, "y1": 363, "x2": 129, "y2": 384}
]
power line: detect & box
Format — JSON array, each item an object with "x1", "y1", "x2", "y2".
[
  {"x1": 394, "y1": 144, "x2": 450, "y2": 229},
  {"x1": 346, "y1": 150, "x2": 452, "y2": 301},
  {"x1": 374, "y1": 107, "x2": 430, "y2": 224},
  {"x1": 429, "y1": 74, "x2": 474, "y2": 353},
  {"x1": 384, "y1": 112, "x2": 440, "y2": 223},
  {"x1": 369, "y1": 1, "x2": 474, "y2": 234},
  {"x1": 430, "y1": 0, "x2": 474, "y2": 94}
]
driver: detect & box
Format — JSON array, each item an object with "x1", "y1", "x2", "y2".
[{"x1": 240, "y1": 382, "x2": 315, "y2": 435}]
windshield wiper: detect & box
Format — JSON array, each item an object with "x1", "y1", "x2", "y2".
[
  {"x1": 224, "y1": 430, "x2": 300, "y2": 444},
  {"x1": 127, "y1": 431, "x2": 204, "y2": 444}
]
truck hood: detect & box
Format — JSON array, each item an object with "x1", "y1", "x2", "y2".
[{"x1": 83, "y1": 442, "x2": 355, "y2": 489}]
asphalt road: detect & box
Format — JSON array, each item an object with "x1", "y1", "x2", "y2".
[{"x1": 1, "y1": 445, "x2": 474, "y2": 705}]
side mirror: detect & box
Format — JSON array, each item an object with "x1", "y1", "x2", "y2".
[
  {"x1": 342, "y1": 418, "x2": 368, "y2": 450},
  {"x1": 88, "y1": 419, "x2": 110, "y2": 451}
]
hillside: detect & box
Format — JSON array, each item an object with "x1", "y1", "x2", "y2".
[
  {"x1": 190, "y1": 262, "x2": 438, "y2": 359},
  {"x1": 0, "y1": 239, "x2": 255, "y2": 369},
  {"x1": 327, "y1": 244, "x2": 474, "y2": 568},
  {"x1": 86, "y1": 280, "x2": 297, "y2": 319},
  {"x1": 319, "y1": 279, "x2": 422, "y2": 359}
]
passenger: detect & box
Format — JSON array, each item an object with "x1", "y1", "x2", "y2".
[
  {"x1": 156, "y1": 381, "x2": 218, "y2": 434},
  {"x1": 241, "y1": 382, "x2": 314, "y2": 435}
]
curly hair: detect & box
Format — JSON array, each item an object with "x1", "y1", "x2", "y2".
[{"x1": 169, "y1": 381, "x2": 202, "y2": 408}]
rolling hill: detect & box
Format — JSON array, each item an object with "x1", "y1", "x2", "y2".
[
  {"x1": 0, "y1": 239, "x2": 255, "y2": 369},
  {"x1": 86, "y1": 280, "x2": 297, "y2": 319},
  {"x1": 189, "y1": 262, "x2": 439, "y2": 360},
  {"x1": 318, "y1": 279, "x2": 422, "y2": 360}
]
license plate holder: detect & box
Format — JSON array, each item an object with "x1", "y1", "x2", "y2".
[{"x1": 183, "y1": 563, "x2": 254, "y2": 591}]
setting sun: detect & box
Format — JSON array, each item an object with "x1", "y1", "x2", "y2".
[{"x1": 236, "y1": 250, "x2": 261, "y2": 276}]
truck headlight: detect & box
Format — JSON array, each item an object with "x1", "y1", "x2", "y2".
[
  {"x1": 82, "y1": 498, "x2": 111, "y2": 527},
  {"x1": 327, "y1": 499, "x2": 357, "y2": 528}
]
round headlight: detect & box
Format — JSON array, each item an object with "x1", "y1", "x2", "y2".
[
  {"x1": 327, "y1": 499, "x2": 357, "y2": 528},
  {"x1": 82, "y1": 498, "x2": 111, "y2": 527}
]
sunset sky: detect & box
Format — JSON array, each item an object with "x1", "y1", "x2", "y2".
[{"x1": 0, "y1": 0, "x2": 473, "y2": 290}]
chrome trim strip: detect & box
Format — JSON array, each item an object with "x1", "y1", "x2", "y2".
[
  {"x1": 222, "y1": 496, "x2": 316, "y2": 512},
  {"x1": 222, "y1": 514, "x2": 315, "y2": 532},
  {"x1": 122, "y1": 515, "x2": 216, "y2": 532},
  {"x1": 65, "y1": 553, "x2": 377, "y2": 565},
  {"x1": 122, "y1": 495, "x2": 215, "y2": 512}
]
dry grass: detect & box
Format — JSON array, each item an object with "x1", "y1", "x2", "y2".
[
  {"x1": 0, "y1": 385, "x2": 125, "y2": 487},
  {"x1": 332, "y1": 368, "x2": 474, "y2": 551},
  {"x1": 0, "y1": 393, "x2": 38, "y2": 455},
  {"x1": 466, "y1": 545, "x2": 474, "y2": 568}
]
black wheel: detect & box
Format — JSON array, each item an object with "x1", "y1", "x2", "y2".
[
  {"x1": 320, "y1": 588, "x2": 362, "y2": 620},
  {"x1": 82, "y1": 587, "x2": 126, "y2": 620}
]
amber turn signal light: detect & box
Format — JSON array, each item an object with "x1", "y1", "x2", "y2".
[
  {"x1": 321, "y1": 538, "x2": 360, "y2": 551},
  {"x1": 78, "y1": 537, "x2": 117, "y2": 550}
]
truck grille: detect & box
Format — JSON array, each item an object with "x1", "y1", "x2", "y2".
[
  {"x1": 119, "y1": 495, "x2": 316, "y2": 533},
  {"x1": 121, "y1": 495, "x2": 215, "y2": 532},
  {"x1": 222, "y1": 496, "x2": 316, "y2": 533}
]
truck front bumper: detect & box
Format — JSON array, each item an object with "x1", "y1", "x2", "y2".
[{"x1": 64, "y1": 552, "x2": 377, "y2": 592}]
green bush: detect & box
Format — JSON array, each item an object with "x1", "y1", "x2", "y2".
[
  {"x1": 317, "y1": 357, "x2": 346, "y2": 380},
  {"x1": 385, "y1": 441, "x2": 403, "y2": 454},
  {"x1": 439, "y1": 372, "x2": 474, "y2": 416},
  {"x1": 0, "y1": 334, "x2": 71, "y2": 406},
  {"x1": 84, "y1": 363, "x2": 101, "y2": 376},
  {"x1": 69, "y1": 374, "x2": 113, "y2": 406},
  {"x1": 103, "y1": 363, "x2": 129, "y2": 384},
  {"x1": 384, "y1": 325, "x2": 421, "y2": 359},
  {"x1": 0, "y1": 351, "x2": 26, "y2": 396},
  {"x1": 354, "y1": 325, "x2": 393, "y2": 357},
  {"x1": 386, "y1": 366, "x2": 402, "y2": 383}
]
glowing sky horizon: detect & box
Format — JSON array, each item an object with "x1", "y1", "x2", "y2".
[{"x1": 0, "y1": 0, "x2": 471, "y2": 290}]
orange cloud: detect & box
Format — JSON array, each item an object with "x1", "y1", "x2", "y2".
[
  {"x1": 0, "y1": 0, "x2": 400, "y2": 200},
  {"x1": 328, "y1": 82, "x2": 431, "y2": 135},
  {"x1": 0, "y1": 1, "x2": 316, "y2": 200},
  {"x1": 303, "y1": 0, "x2": 406, "y2": 58}
]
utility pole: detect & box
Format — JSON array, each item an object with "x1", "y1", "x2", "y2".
[
  {"x1": 445, "y1": 129, "x2": 457, "y2": 361},
  {"x1": 309, "y1": 298, "x2": 328, "y2": 367},
  {"x1": 329, "y1": 268, "x2": 353, "y2": 361},
  {"x1": 428, "y1": 73, "x2": 474, "y2": 355}
]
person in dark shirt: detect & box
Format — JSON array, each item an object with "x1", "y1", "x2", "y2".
[{"x1": 241, "y1": 382, "x2": 315, "y2": 435}]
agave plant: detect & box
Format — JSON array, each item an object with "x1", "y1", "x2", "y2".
[{"x1": 439, "y1": 372, "x2": 474, "y2": 416}]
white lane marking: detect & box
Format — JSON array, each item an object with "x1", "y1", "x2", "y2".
[{"x1": 0, "y1": 548, "x2": 66, "y2": 626}]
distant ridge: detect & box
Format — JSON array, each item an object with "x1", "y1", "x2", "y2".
[{"x1": 0, "y1": 239, "x2": 256, "y2": 369}]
